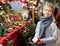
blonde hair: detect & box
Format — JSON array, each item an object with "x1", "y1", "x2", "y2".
[{"x1": 44, "y1": 2, "x2": 55, "y2": 12}]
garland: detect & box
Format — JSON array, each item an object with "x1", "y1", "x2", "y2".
[{"x1": 21, "y1": 23, "x2": 36, "y2": 39}]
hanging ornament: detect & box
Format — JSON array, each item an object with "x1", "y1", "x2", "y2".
[
  {"x1": 12, "y1": 0, "x2": 16, "y2": 2},
  {"x1": 14, "y1": 16, "x2": 18, "y2": 22},
  {"x1": 10, "y1": 16, "x2": 15, "y2": 21},
  {"x1": 20, "y1": 0, "x2": 26, "y2": 3},
  {"x1": 0, "y1": 0, "x2": 3, "y2": 6},
  {"x1": 6, "y1": 0, "x2": 9, "y2": 4}
]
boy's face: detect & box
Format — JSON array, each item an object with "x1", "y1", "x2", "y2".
[{"x1": 43, "y1": 6, "x2": 53, "y2": 18}]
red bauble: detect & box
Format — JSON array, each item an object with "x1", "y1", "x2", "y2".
[
  {"x1": 20, "y1": 0, "x2": 26, "y2": 3},
  {"x1": 0, "y1": 1, "x2": 3, "y2": 6},
  {"x1": 36, "y1": 39, "x2": 41, "y2": 44},
  {"x1": 14, "y1": 16, "x2": 18, "y2": 22}
]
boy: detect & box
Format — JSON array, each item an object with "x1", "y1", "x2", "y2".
[{"x1": 32, "y1": 3, "x2": 58, "y2": 46}]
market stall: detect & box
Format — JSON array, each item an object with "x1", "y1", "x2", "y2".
[
  {"x1": 0, "y1": 29, "x2": 19, "y2": 46},
  {"x1": 0, "y1": 0, "x2": 37, "y2": 46},
  {"x1": 0, "y1": 20, "x2": 34, "y2": 46}
]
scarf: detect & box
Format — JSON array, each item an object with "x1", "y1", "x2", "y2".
[{"x1": 39, "y1": 16, "x2": 53, "y2": 38}]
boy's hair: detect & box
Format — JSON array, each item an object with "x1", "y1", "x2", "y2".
[{"x1": 44, "y1": 3, "x2": 55, "y2": 12}]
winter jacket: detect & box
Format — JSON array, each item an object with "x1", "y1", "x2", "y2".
[{"x1": 32, "y1": 21, "x2": 58, "y2": 46}]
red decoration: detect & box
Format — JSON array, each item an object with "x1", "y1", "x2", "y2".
[
  {"x1": 0, "y1": 0, "x2": 2, "y2": 6},
  {"x1": 6, "y1": 0, "x2": 9, "y2": 3},
  {"x1": 14, "y1": 16, "x2": 18, "y2": 22},
  {"x1": 36, "y1": 39, "x2": 41, "y2": 44},
  {"x1": 20, "y1": 0, "x2": 26, "y2": 3},
  {"x1": 0, "y1": 0, "x2": 2, "y2": 2},
  {"x1": 12, "y1": 0, "x2": 16, "y2": 2}
]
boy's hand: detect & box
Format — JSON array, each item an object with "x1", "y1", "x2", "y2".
[
  {"x1": 36, "y1": 39, "x2": 43, "y2": 45},
  {"x1": 32, "y1": 38, "x2": 38, "y2": 43}
]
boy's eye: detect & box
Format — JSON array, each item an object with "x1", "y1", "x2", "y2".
[
  {"x1": 44, "y1": 9, "x2": 52, "y2": 12},
  {"x1": 45, "y1": 9, "x2": 47, "y2": 11},
  {"x1": 44, "y1": 9, "x2": 47, "y2": 11}
]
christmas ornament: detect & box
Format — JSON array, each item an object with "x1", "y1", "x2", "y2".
[
  {"x1": 0, "y1": 24, "x2": 7, "y2": 37},
  {"x1": 21, "y1": 24, "x2": 36, "y2": 39}
]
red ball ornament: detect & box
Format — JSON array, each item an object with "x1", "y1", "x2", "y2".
[
  {"x1": 14, "y1": 16, "x2": 18, "y2": 22},
  {"x1": 36, "y1": 39, "x2": 41, "y2": 44},
  {"x1": 0, "y1": 1, "x2": 3, "y2": 6},
  {"x1": 20, "y1": 0, "x2": 26, "y2": 3}
]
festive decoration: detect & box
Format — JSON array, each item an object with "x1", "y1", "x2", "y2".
[
  {"x1": 14, "y1": 16, "x2": 18, "y2": 22},
  {"x1": 7, "y1": 40, "x2": 13, "y2": 46},
  {"x1": 21, "y1": 23, "x2": 36, "y2": 39},
  {"x1": 6, "y1": 0, "x2": 9, "y2": 3},
  {"x1": 20, "y1": 0, "x2": 26, "y2": 3},
  {"x1": 12, "y1": 0, "x2": 16, "y2": 2},
  {"x1": 7, "y1": 37, "x2": 16, "y2": 46},
  {"x1": 0, "y1": 24, "x2": 7, "y2": 37},
  {"x1": 2, "y1": 4, "x2": 14, "y2": 14},
  {"x1": 0, "y1": 6, "x2": 3, "y2": 12},
  {"x1": 0, "y1": 15, "x2": 5, "y2": 22},
  {"x1": 10, "y1": 15, "x2": 15, "y2": 22}
]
